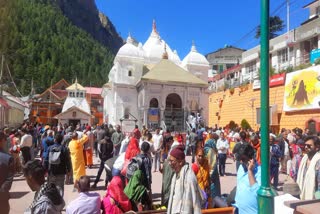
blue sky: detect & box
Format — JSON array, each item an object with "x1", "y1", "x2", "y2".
[{"x1": 96, "y1": 0, "x2": 311, "y2": 58}]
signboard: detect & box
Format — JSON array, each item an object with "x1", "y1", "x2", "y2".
[
  {"x1": 270, "y1": 73, "x2": 286, "y2": 87},
  {"x1": 283, "y1": 65, "x2": 320, "y2": 112},
  {"x1": 252, "y1": 80, "x2": 261, "y2": 90},
  {"x1": 121, "y1": 120, "x2": 136, "y2": 133},
  {"x1": 148, "y1": 108, "x2": 159, "y2": 123},
  {"x1": 310, "y1": 48, "x2": 320, "y2": 64},
  {"x1": 252, "y1": 73, "x2": 286, "y2": 90}
]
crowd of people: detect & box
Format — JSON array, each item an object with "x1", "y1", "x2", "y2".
[{"x1": 0, "y1": 122, "x2": 320, "y2": 214}]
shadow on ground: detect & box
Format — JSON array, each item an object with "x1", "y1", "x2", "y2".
[{"x1": 10, "y1": 191, "x2": 29, "y2": 199}]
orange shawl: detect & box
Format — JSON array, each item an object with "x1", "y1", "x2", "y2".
[{"x1": 195, "y1": 159, "x2": 210, "y2": 191}]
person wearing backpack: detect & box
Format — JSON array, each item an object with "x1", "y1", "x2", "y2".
[
  {"x1": 45, "y1": 133, "x2": 72, "y2": 197},
  {"x1": 124, "y1": 142, "x2": 152, "y2": 211},
  {"x1": 137, "y1": 141, "x2": 152, "y2": 190},
  {"x1": 41, "y1": 129, "x2": 54, "y2": 164}
]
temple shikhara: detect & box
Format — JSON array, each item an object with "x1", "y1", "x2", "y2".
[{"x1": 102, "y1": 21, "x2": 210, "y2": 131}]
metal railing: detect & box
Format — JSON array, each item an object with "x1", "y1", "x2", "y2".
[
  {"x1": 185, "y1": 121, "x2": 192, "y2": 132},
  {"x1": 161, "y1": 120, "x2": 167, "y2": 131}
]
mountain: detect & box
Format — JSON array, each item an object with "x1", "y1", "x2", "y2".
[
  {"x1": 54, "y1": 0, "x2": 123, "y2": 54},
  {"x1": 0, "y1": 0, "x2": 123, "y2": 95}
]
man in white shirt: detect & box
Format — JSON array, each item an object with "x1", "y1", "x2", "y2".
[
  {"x1": 66, "y1": 175, "x2": 101, "y2": 214},
  {"x1": 152, "y1": 128, "x2": 163, "y2": 172},
  {"x1": 216, "y1": 132, "x2": 229, "y2": 176},
  {"x1": 20, "y1": 128, "x2": 33, "y2": 163}
]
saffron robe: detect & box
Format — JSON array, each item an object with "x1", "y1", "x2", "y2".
[{"x1": 69, "y1": 134, "x2": 88, "y2": 182}]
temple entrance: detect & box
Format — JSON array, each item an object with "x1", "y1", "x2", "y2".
[
  {"x1": 69, "y1": 119, "x2": 80, "y2": 127},
  {"x1": 164, "y1": 93, "x2": 184, "y2": 131},
  {"x1": 148, "y1": 98, "x2": 160, "y2": 130}
]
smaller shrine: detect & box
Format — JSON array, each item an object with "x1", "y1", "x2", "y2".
[{"x1": 55, "y1": 79, "x2": 92, "y2": 126}]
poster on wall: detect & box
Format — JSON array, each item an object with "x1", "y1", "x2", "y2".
[
  {"x1": 148, "y1": 108, "x2": 159, "y2": 122},
  {"x1": 283, "y1": 65, "x2": 320, "y2": 112}
]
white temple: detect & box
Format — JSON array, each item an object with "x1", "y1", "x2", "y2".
[
  {"x1": 102, "y1": 20, "x2": 210, "y2": 131},
  {"x1": 55, "y1": 80, "x2": 92, "y2": 126}
]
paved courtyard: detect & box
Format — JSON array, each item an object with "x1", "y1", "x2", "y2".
[{"x1": 8, "y1": 155, "x2": 286, "y2": 213}]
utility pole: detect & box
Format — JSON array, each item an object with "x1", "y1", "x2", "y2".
[
  {"x1": 0, "y1": 55, "x2": 4, "y2": 97},
  {"x1": 48, "y1": 79, "x2": 53, "y2": 125},
  {"x1": 287, "y1": 0, "x2": 290, "y2": 67},
  {"x1": 258, "y1": 0, "x2": 277, "y2": 214}
]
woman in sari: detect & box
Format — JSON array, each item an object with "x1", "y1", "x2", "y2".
[
  {"x1": 125, "y1": 134, "x2": 141, "y2": 161},
  {"x1": 121, "y1": 134, "x2": 141, "y2": 177},
  {"x1": 101, "y1": 175, "x2": 132, "y2": 214},
  {"x1": 192, "y1": 148, "x2": 210, "y2": 208},
  {"x1": 203, "y1": 132, "x2": 221, "y2": 208}
]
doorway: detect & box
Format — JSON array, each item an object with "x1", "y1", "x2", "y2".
[
  {"x1": 164, "y1": 93, "x2": 183, "y2": 131},
  {"x1": 69, "y1": 119, "x2": 80, "y2": 127},
  {"x1": 148, "y1": 98, "x2": 160, "y2": 130}
]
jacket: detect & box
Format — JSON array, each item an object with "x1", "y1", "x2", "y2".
[
  {"x1": 0, "y1": 150, "x2": 14, "y2": 192},
  {"x1": 45, "y1": 143, "x2": 71, "y2": 175},
  {"x1": 25, "y1": 183, "x2": 65, "y2": 214}
]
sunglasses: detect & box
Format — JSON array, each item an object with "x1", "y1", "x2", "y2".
[
  {"x1": 305, "y1": 144, "x2": 312, "y2": 149},
  {"x1": 168, "y1": 159, "x2": 178, "y2": 164}
]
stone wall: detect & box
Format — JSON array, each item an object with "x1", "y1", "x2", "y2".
[{"x1": 208, "y1": 83, "x2": 320, "y2": 133}]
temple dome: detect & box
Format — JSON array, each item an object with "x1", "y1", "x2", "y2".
[
  {"x1": 182, "y1": 43, "x2": 209, "y2": 66},
  {"x1": 143, "y1": 20, "x2": 178, "y2": 64},
  {"x1": 116, "y1": 34, "x2": 144, "y2": 59}
]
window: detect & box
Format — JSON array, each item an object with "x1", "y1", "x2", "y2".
[
  {"x1": 245, "y1": 60, "x2": 256, "y2": 73},
  {"x1": 219, "y1": 65, "x2": 224, "y2": 73},
  {"x1": 80, "y1": 92, "x2": 83, "y2": 98},
  {"x1": 226, "y1": 64, "x2": 235, "y2": 69},
  {"x1": 311, "y1": 36, "x2": 318, "y2": 50},
  {"x1": 278, "y1": 49, "x2": 288, "y2": 63},
  {"x1": 316, "y1": 6, "x2": 320, "y2": 16},
  {"x1": 212, "y1": 65, "x2": 218, "y2": 71},
  {"x1": 278, "y1": 48, "x2": 293, "y2": 64},
  {"x1": 128, "y1": 70, "x2": 132, "y2": 77}
]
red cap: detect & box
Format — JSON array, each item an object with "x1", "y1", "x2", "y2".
[{"x1": 169, "y1": 145, "x2": 185, "y2": 160}]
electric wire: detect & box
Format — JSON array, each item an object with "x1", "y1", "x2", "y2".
[{"x1": 231, "y1": 0, "x2": 302, "y2": 48}]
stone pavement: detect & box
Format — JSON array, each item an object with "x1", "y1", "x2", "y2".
[{"x1": 8, "y1": 155, "x2": 287, "y2": 213}]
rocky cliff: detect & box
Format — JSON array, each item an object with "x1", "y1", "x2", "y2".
[{"x1": 54, "y1": 0, "x2": 123, "y2": 54}]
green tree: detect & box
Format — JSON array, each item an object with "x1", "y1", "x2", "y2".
[
  {"x1": 0, "y1": 0, "x2": 115, "y2": 95},
  {"x1": 229, "y1": 120, "x2": 238, "y2": 130},
  {"x1": 241, "y1": 119, "x2": 252, "y2": 130},
  {"x1": 255, "y1": 16, "x2": 285, "y2": 39}
]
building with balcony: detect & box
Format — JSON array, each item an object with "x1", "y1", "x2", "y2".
[
  {"x1": 206, "y1": 46, "x2": 245, "y2": 74},
  {"x1": 0, "y1": 91, "x2": 28, "y2": 128},
  {"x1": 208, "y1": 0, "x2": 320, "y2": 133},
  {"x1": 241, "y1": 0, "x2": 320, "y2": 82}
]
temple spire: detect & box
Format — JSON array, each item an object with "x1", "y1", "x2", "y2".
[
  {"x1": 152, "y1": 19, "x2": 157, "y2": 33},
  {"x1": 126, "y1": 32, "x2": 134, "y2": 44},
  {"x1": 191, "y1": 40, "x2": 197, "y2": 52},
  {"x1": 162, "y1": 43, "x2": 168, "y2": 59}
]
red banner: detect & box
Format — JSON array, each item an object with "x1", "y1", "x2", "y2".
[{"x1": 270, "y1": 73, "x2": 286, "y2": 87}]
